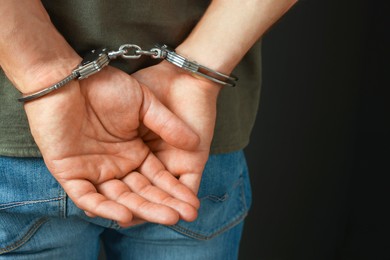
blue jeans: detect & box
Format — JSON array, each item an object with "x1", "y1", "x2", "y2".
[{"x1": 0, "y1": 151, "x2": 251, "y2": 260}]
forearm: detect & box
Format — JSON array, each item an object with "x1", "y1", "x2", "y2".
[
  {"x1": 0, "y1": 0, "x2": 80, "y2": 94},
  {"x1": 177, "y1": 0, "x2": 297, "y2": 74}
]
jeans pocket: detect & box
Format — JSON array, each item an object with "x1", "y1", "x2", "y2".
[
  {"x1": 0, "y1": 213, "x2": 49, "y2": 254},
  {"x1": 0, "y1": 157, "x2": 66, "y2": 253},
  {"x1": 169, "y1": 151, "x2": 252, "y2": 240}
]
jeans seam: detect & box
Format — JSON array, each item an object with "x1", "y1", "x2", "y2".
[
  {"x1": 0, "y1": 197, "x2": 66, "y2": 211},
  {"x1": 240, "y1": 172, "x2": 249, "y2": 212},
  {"x1": 110, "y1": 222, "x2": 121, "y2": 229},
  {"x1": 201, "y1": 193, "x2": 229, "y2": 202},
  {"x1": 199, "y1": 177, "x2": 243, "y2": 202},
  {"x1": 170, "y1": 211, "x2": 248, "y2": 241},
  {"x1": 58, "y1": 187, "x2": 66, "y2": 219},
  {"x1": 0, "y1": 217, "x2": 49, "y2": 254}
]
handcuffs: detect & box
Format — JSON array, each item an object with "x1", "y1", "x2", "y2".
[{"x1": 18, "y1": 44, "x2": 238, "y2": 103}]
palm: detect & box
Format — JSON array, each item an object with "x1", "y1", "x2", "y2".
[
  {"x1": 133, "y1": 61, "x2": 220, "y2": 194},
  {"x1": 24, "y1": 66, "x2": 199, "y2": 226}
]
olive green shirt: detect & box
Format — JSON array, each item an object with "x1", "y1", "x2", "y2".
[{"x1": 0, "y1": 0, "x2": 261, "y2": 157}]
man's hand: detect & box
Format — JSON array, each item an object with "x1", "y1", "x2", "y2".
[
  {"x1": 24, "y1": 66, "x2": 200, "y2": 226},
  {"x1": 133, "y1": 61, "x2": 220, "y2": 195}
]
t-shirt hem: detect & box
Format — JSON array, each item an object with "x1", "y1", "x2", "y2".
[
  {"x1": 209, "y1": 139, "x2": 249, "y2": 155},
  {"x1": 0, "y1": 147, "x2": 42, "y2": 158},
  {"x1": 0, "y1": 138, "x2": 250, "y2": 157}
]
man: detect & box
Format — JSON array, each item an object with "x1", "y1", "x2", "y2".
[{"x1": 0, "y1": 0, "x2": 296, "y2": 259}]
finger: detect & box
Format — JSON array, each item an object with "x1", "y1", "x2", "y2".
[
  {"x1": 147, "y1": 150, "x2": 205, "y2": 196},
  {"x1": 84, "y1": 211, "x2": 97, "y2": 218},
  {"x1": 63, "y1": 179, "x2": 133, "y2": 224},
  {"x1": 122, "y1": 172, "x2": 198, "y2": 222},
  {"x1": 138, "y1": 152, "x2": 200, "y2": 209},
  {"x1": 118, "y1": 218, "x2": 146, "y2": 228},
  {"x1": 140, "y1": 85, "x2": 200, "y2": 151},
  {"x1": 97, "y1": 179, "x2": 180, "y2": 225},
  {"x1": 179, "y1": 173, "x2": 202, "y2": 195}
]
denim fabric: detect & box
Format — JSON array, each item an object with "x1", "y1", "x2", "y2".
[{"x1": 0, "y1": 151, "x2": 251, "y2": 260}]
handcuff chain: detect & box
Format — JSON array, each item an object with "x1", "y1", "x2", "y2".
[{"x1": 108, "y1": 44, "x2": 164, "y2": 60}]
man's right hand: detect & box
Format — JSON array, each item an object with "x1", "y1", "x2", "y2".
[{"x1": 23, "y1": 66, "x2": 200, "y2": 227}]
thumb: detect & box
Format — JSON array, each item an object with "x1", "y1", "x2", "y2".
[{"x1": 139, "y1": 84, "x2": 200, "y2": 150}]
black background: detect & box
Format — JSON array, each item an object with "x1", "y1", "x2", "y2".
[{"x1": 241, "y1": 0, "x2": 389, "y2": 259}]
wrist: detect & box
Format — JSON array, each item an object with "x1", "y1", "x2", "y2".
[
  {"x1": 175, "y1": 42, "x2": 238, "y2": 77},
  {"x1": 159, "y1": 44, "x2": 237, "y2": 88},
  {"x1": 1, "y1": 35, "x2": 81, "y2": 95},
  {"x1": 160, "y1": 60, "x2": 222, "y2": 98},
  {"x1": 0, "y1": 0, "x2": 81, "y2": 94},
  {"x1": 17, "y1": 54, "x2": 81, "y2": 95}
]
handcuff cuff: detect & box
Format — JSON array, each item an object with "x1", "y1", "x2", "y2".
[{"x1": 18, "y1": 44, "x2": 238, "y2": 103}]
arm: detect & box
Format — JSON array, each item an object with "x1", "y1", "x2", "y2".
[
  {"x1": 177, "y1": 0, "x2": 297, "y2": 74},
  {"x1": 0, "y1": 0, "x2": 200, "y2": 226},
  {"x1": 133, "y1": 0, "x2": 297, "y2": 192}
]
